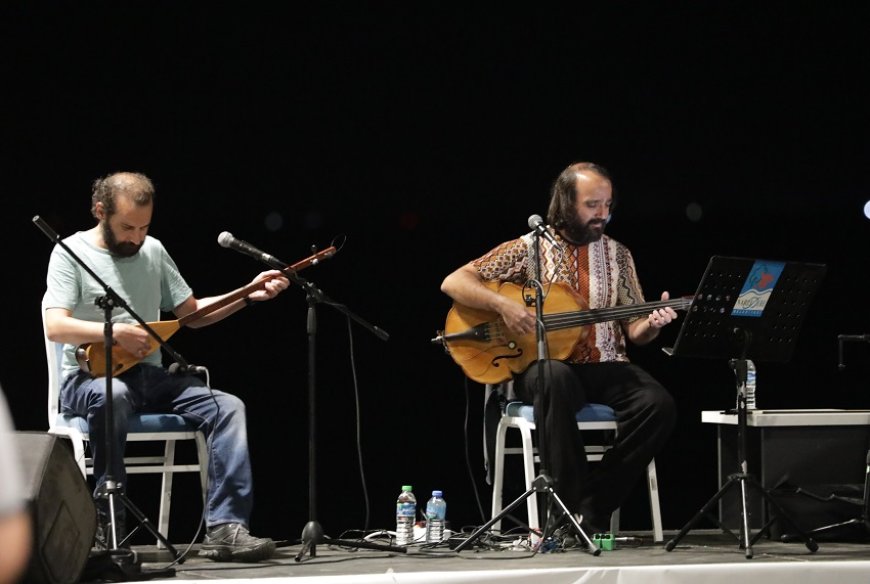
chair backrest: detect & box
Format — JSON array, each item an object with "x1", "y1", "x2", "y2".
[{"x1": 42, "y1": 299, "x2": 65, "y2": 429}]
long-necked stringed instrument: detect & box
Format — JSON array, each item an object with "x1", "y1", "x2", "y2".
[
  {"x1": 435, "y1": 280, "x2": 692, "y2": 384},
  {"x1": 76, "y1": 246, "x2": 336, "y2": 377}
]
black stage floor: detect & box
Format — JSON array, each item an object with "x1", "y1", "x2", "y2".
[{"x1": 79, "y1": 529, "x2": 870, "y2": 584}]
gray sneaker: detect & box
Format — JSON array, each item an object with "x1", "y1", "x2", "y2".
[{"x1": 199, "y1": 523, "x2": 276, "y2": 562}]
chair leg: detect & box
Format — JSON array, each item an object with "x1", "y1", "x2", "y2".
[
  {"x1": 157, "y1": 440, "x2": 177, "y2": 548},
  {"x1": 491, "y1": 420, "x2": 510, "y2": 532},
  {"x1": 518, "y1": 421, "x2": 539, "y2": 532},
  {"x1": 646, "y1": 458, "x2": 664, "y2": 542},
  {"x1": 604, "y1": 459, "x2": 662, "y2": 541}
]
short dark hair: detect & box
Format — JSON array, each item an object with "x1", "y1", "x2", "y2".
[
  {"x1": 546, "y1": 162, "x2": 615, "y2": 229},
  {"x1": 90, "y1": 172, "x2": 155, "y2": 220}
]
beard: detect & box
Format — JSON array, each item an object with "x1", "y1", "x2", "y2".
[
  {"x1": 560, "y1": 215, "x2": 607, "y2": 246},
  {"x1": 102, "y1": 221, "x2": 143, "y2": 257}
]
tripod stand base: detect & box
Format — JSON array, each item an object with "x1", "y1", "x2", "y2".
[
  {"x1": 780, "y1": 518, "x2": 870, "y2": 543},
  {"x1": 295, "y1": 521, "x2": 324, "y2": 561},
  {"x1": 98, "y1": 486, "x2": 184, "y2": 563},
  {"x1": 456, "y1": 474, "x2": 601, "y2": 555},
  {"x1": 294, "y1": 520, "x2": 406, "y2": 562},
  {"x1": 666, "y1": 473, "x2": 818, "y2": 558},
  {"x1": 83, "y1": 549, "x2": 176, "y2": 582}
]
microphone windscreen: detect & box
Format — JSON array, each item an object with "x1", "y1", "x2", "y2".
[{"x1": 217, "y1": 232, "x2": 234, "y2": 248}]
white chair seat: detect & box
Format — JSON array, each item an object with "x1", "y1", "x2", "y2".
[
  {"x1": 491, "y1": 401, "x2": 664, "y2": 542},
  {"x1": 58, "y1": 412, "x2": 196, "y2": 434}
]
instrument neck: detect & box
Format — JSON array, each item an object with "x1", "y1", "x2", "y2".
[
  {"x1": 177, "y1": 245, "x2": 336, "y2": 327},
  {"x1": 542, "y1": 297, "x2": 692, "y2": 332}
]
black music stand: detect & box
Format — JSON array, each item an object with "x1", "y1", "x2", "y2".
[{"x1": 664, "y1": 256, "x2": 826, "y2": 558}]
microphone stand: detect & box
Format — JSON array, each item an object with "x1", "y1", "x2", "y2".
[
  {"x1": 456, "y1": 225, "x2": 598, "y2": 554},
  {"x1": 34, "y1": 216, "x2": 191, "y2": 580},
  {"x1": 235, "y1": 247, "x2": 396, "y2": 561},
  {"x1": 524, "y1": 225, "x2": 598, "y2": 553},
  {"x1": 666, "y1": 328, "x2": 817, "y2": 557}
]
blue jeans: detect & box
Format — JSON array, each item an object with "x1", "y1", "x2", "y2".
[{"x1": 60, "y1": 364, "x2": 253, "y2": 528}]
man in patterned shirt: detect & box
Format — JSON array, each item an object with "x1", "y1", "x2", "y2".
[{"x1": 441, "y1": 162, "x2": 678, "y2": 535}]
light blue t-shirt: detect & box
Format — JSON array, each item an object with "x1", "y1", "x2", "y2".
[{"x1": 43, "y1": 231, "x2": 194, "y2": 379}]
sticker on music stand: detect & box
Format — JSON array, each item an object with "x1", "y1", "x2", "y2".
[{"x1": 731, "y1": 260, "x2": 785, "y2": 317}]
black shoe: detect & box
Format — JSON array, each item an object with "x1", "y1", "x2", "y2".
[
  {"x1": 94, "y1": 495, "x2": 128, "y2": 550},
  {"x1": 565, "y1": 512, "x2": 611, "y2": 551},
  {"x1": 94, "y1": 520, "x2": 129, "y2": 550},
  {"x1": 199, "y1": 523, "x2": 276, "y2": 562},
  {"x1": 552, "y1": 521, "x2": 580, "y2": 550},
  {"x1": 94, "y1": 506, "x2": 128, "y2": 551},
  {"x1": 573, "y1": 512, "x2": 607, "y2": 536},
  {"x1": 549, "y1": 513, "x2": 601, "y2": 550}
]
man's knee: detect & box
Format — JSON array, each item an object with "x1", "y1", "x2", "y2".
[
  {"x1": 646, "y1": 386, "x2": 677, "y2": 430},
  {"x1": 520, "y1": 360, "x2": 581, "y2": 403},
  {"x1": 525, "y1": 360, "x2": 577, "y2": 388},
  {"x1": 217, "y1": 392, "x2": 246, "y2": 418},
  {"x1": 535, "y1": 362, "x2": 592, "y2": 416}
]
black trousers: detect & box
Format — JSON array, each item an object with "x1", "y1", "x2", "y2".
[{"x1": 514, "y1": 360, "x2": 676, "y2": 530}]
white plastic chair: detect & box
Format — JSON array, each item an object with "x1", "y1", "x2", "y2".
[
  {"x1": 491, "y1": 401, "x2": 664, "y2": 542},
  {"x1": 42, "y1": 302, "x2": 208, "y2": 545}
]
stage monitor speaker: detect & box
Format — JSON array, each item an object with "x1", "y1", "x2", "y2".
[{"x1": 16, "y1": 431, "x2": 95, "y2": 584}]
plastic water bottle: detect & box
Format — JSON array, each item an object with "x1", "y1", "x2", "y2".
[
  {"x1": 745, "y1": 360, "x2": 757, "y2": 410},
  {"x1": 425, "y1": 490, "x2": 447, "y2": 544},
  {"x1": 396, "y1": 485, "x2": 416, "y2": 546}
]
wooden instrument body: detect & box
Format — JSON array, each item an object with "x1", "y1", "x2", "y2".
[
  {"x1": 443, "y1": 281, "x2": 588, "y2": 385},
  {"x1": 76, "y1": 320, "x2": 182, "y2": 377},
  {"x1": 441, "y1": 281, "x2": 692, "y2": 384}
]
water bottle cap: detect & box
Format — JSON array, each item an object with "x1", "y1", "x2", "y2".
[
  {"x1": 401, "y1": 485, "x2": 413, "y2": 491},
  {"x1": 432, "y1": 490, "x2": 443, "y2": 497}
]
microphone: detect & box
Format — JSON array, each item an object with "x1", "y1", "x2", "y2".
[
  {"x1": 528, "y1": 214, "x2": 562, "y2": 249},
  {"x1": 168, "y1": 363, "x2": 208, "y2": 375},
  {"x1": 218, "y1": 232, "x2": 284, "y2": 268}
]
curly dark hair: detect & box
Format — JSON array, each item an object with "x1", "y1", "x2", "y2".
[
  {"x1": 90, "y1": 172, "x2": 155, "y2": 220},
  {"x1": 546, "y1": 162, "x2": 615, "y2": 229}
]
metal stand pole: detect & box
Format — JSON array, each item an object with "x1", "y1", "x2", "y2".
[{"x1": 666, "y1": 354, "x2": 817, "y2": 558}]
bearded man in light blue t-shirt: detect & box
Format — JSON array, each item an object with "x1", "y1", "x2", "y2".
[{"x1": 43, "y1": 172, "x2": 289, "y2": 562}]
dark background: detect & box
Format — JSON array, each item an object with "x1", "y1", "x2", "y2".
[{"x1": 2, "y1": 2, "x2": 869, "y2": 543}]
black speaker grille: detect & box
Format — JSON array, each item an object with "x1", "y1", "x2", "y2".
[{"x1": 15, "y1": 432, "x2": 95, "y2": 584}]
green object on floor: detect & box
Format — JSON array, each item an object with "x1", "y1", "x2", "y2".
[{"x1": 593, "y1": 533, "x2": 614, "y2": 551}]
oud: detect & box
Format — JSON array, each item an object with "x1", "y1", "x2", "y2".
[{"x1": 435, "y1": 280, "x2": 692, "y2": 384}]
